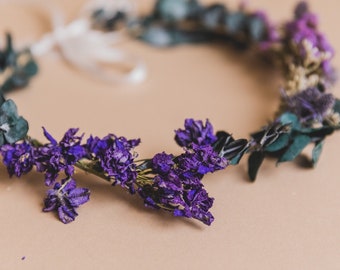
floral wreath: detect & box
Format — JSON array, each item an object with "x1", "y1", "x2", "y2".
[{"x1": 0, "y1": 0, "x2": 339, "y2": 225}]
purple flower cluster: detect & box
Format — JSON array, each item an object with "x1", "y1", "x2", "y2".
[
  {"x1": 0, "y1": 128, "x2": 91, "y2": 224},
  {"x1": 284, "y1": 2, "x2": 334, "y2": 75},
  {"x1": 285, "y1": 87, "x2": 335, "y2": 123},
  {"x1": 34, "y1": 128, "x2": 86, "y2": 186},
  {"x1": 175, "y1": 118, "x2": 217, "y2": 148},
  {"x1": 86, "y1": 134, "x2": 141, "y2": 193},
  {"x1": 138, "y1": 144, "x2": 227, "y2": 225},
  {"x1": 1, "y1": 141, "x2": 34, "y2": 177},
  {"x1": 43, "y1": 178, "x2": 90, "y2": 224}
]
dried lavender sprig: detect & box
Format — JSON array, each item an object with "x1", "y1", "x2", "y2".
[{"x1": 0, "y1": 122, "x2": 228, "y2": 225}]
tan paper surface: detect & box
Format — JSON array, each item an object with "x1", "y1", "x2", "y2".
[{"x1": 0, "y1": 0, "x2": 339, "y2": 269}]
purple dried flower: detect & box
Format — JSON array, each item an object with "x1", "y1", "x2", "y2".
[
  {"x1": 34, "y1": 128, "x2": 87, "y2": 186},
  {"x1": 43, "y1": 178, "x2": 90, "y2": 224},
  {"x1": 86, "y1": 134, "x2": 141, "y2": 192},
  {"x1": 152, "y1": 152, "x2": 174, "y2": 175},
  {"x1": 177, "y1": 144, "x2": 228, "y2": 177},
  {"x1": 174, "y1": 188, "x2": 214, "y2": 224},
  {"x1": 175, "y1": 119, "x2": 217, "y2": 148},
  {"x1": 284, "y1": 2, "x2": 334, "y2": 77},
  {"x1": 1, "y1": 141, "x2": 34, "y2": 177},
  {"x1": 138, "y1": 172, "x2": 215, "y2": 225},
  {"x1": 138, "y1": 145, "x2": 226, "y2": 225},
  {"x1": 284, "y1": 87, "x2": 335, "y2": 123}
]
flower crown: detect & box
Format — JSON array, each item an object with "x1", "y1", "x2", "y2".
[{"x1": 0, "y1": 0, "x2": 339, "y2": 225}]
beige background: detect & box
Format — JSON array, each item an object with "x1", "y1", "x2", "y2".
[{"x1": 0, "y1": 0, "x2": 339, "y2": 269}]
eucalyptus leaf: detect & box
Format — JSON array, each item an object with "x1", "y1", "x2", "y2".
[
  {"x1": 265, "y1": 133, "x2": 290, "y2": 152},
  {"x1": 23, "y1": 60, "x2": 38, "y2": 76},
  {"x1": 279, "y1": 112, "x2": 300, "y2": 129},
  {"x1": 278, "y1": 135, "x2": 311, "y2": 163},
  {"x1": 220, "y1": 139, "x2": 248, "y2": 160},
  {"x1": 4, "y1": 117, "x2": 28, "y2": 143},
  {"x1": 225, "y1": 12, "x2": 246, "y2": 33},
  {"x1": 140, "y1": 26, "x2": 212, "y2": 46},
  {"x1": 155, "y1": 0, "x2": 191, "y2": 22},
  {"x1": 140, "y1": 26, "x2": 175, "y2": 46},
  {"x1": 333, "y1": 99, "x2": 340, "y2": 114},
  {"x1": 312, "y1": 140, "x2": 324, "y2": 167},
  {"x1": 247, "y1": 16, "x2": 265, "y2": 42},
  {"x1": 248, "y1": 151, "x2": 265, "y2": 181},
  {"x1": 0, "y1": 94, "x2": 4, "y2": 106},
  {"x1": 0, "y1": 99, "x2": 29, "y2": 145},
  {"x1": 10, "y1": 73, "x2": 29, "y2": 88},
  {"x1": 213, "y1": 131, "x2": 234, "y2": 153},
  {"x1": 201, "y1": 4, "x2": 226, "y2": 29},
  {"x1": 229, "y1": 151, "x2": 245, "y2": 165},
  {"x1": 0, "y1": 99, "x2": 19, "y2": 119}
]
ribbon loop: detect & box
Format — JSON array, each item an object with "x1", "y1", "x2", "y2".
[{"x1": 27, "y1": 0, "x2": 146, "y2": 84}]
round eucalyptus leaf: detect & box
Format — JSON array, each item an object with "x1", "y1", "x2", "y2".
[
  {"x1": 265, "y1": 133, "x2": 290, "y2": 152},
  {"x1": 4, "y1": 117, "x2": 29, "y2": 144}
]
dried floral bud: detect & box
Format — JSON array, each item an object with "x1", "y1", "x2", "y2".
[
  {"x1": 43, "y1": 178, "x2": 90, "y2": 224},
  {"x1": 1, "y1": 141, "x2": 34, "y2": 177},
  {"x1": 86, "y1": 134, "x2": 141, "y2": 193},
  {"x1": 285, "y1": 64, "x2": 320, "y2": 95},
  {"x1": 324, "y1": 111, "x2": 340, "y2": 127},
  {"x1": 283, "y1": 3, "x2": 335, "y2": 82},
  {"x1": 175, "y1": 118, "x2": 217, "y2": 148},
  {"x1": 138, "y1": 144, "x2": 227, "y2": 225},
  {"x1": 34, "y1": 128, "x2": 87, "y2": 186},
  {"x1": 283, "y1": 87, "x2": 335, "y2": 124}
]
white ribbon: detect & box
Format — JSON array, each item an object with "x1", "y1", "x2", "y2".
[{"x1": 3, "y1": 0, "x2": 147, "y2": 84}]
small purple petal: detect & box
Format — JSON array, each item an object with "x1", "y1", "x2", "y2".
[
  {"x1": 68, "y1": 188, "x2": 90, "y2": 207},
  {"x1": 42, "y1": 127, "x2": 57, "y2": 145},
  {"x1": 58, "y1": 205, "x2": 78, "y2": 224},
  {"x1": 175, "y1": 119, "x2": 217, "y2": 148},
  {"x1": 42, "y1": 178, "x2": 90, "y2": 224}
]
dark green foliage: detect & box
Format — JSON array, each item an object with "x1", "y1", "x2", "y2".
[
  {"x1": 278, "y1": 135, "x2": 311, "y2": 163},
  {"x1": 0, "y1": 33, "x2": 38, "y2": 93},
  {"x1": 136, "y1": 0, "x2": 272, "y2": 48},
  {"x1": 0, "y1": 99, "x2": 28, "y2": 145},
  {"x1": 247, "y1": 111, "x2": 339, "y2": 181},
  {"x1": 213, "y1": 131, "x2": 249, "y2": 165},
  {"x1": 312, "y1": 140, "x2": 324, "y2": 166},
  {"x1": 248, "y1": 151, "x2": 265, "y2": 181},
  {"x1": 333, "y1": 99, "x2": 340, "y2": 114}
]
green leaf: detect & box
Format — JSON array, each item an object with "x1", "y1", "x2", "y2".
[
  {"x1": 279, "y1": 113, "x2": 300, "y2": 129},
  {"x1": 156, "y1": 0, "x2": 190, "y2": 22},
  {"x1": 23, "y1": 59, "x2": 38, "y2": 76},
  {"x1": 312, "y1": 140, "x2": 324, "y2": 167},
  {"x1": 229, "y1": 152, "x2": 244, "y2": 165},
  {"x1": 278, "y1": 135, "x2": 311, "y2": 163},
  {"x1": 248, "y1": 16, "x2": 265, "y2": 42},
  {"x1": 333, "y1": 99, "x2": 340, "y2": 114},
  {"x1": 0, "y1": 94, "x2": 5, "y2": 106},
  {"x1": 265, "y1": 133, "x2": 290, "y2": 152},
  {"x1": 0, "y1": 99, "x2": 19, "y2": 119},
  {"x1": 306, "y1": 126, "x2": 334, "y2": 138},
  {"x1": 0, "y1": 134, "x2": 4, "y2": 146},
  {"x1": 4, "y1": 117, "x2": 28, "y2": 143},
  {"x1": 248, "y1": 151, "x2": 265, "y2": 182},
  {"x1": 0, "y1": 99, "x2": 29, "y2": 144}
]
